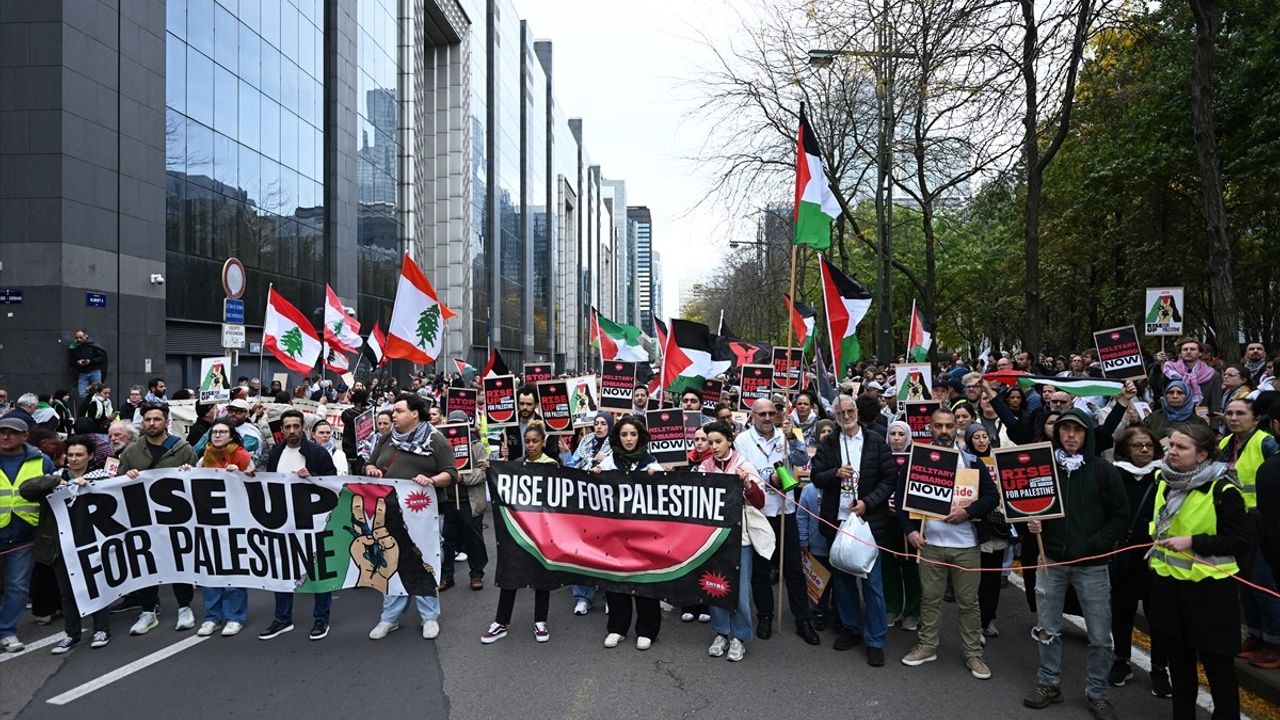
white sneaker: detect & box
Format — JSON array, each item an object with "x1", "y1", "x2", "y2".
[
  {"x1": 533, "y1": 622, "x2": 550, "y2": 643},
  {"x1": 698, "y1": 613, "x2": 711, "y2": 623},
  {"x1": 1, "y1": 635, "x2": 24, "y2": 653},
  {"x1": 708, "y1": 634, "x2": 728, "y2": 657},
  {"x1": 369, "y1": 621, "x2": 399, "y2": 640},
  {"x1": 680, "y1": 612, "x2": 695, "y2": 622},
  {"x1": 636, "y1": 636, "x2": 652, "y2": 651},
  {"x1": 196, "y1": 621, "x2": 220, "y2": 637},
  {"x1": 727, "y1": 637, "x2": 746, "y2": 662},
  {"x1": 221, "y1": 622, "x2": 243, "y2": 637},
  {"x1": 603, "y1": 632, "x2": 624, "y2": 648},
  {"x1": 130, "y1": 611, "x2": 159, "y2": 636},
  {"x1": 573, "y1": 600, "x2": 590, "y2": 616},
  {"x1": 422, "y1": 620, "x2": 440, "y2": 639},
  {"x1": 455, "y1": 552, "x2": 468, "y2": 562},
  {"x1": 50, "y1": 636, "x2": 78, "y2": 655},
  {"x1": 89, "y1": 631, "x2": 110, "y2": 649},
  {"x1": 175, "y1": 607, "x2": 196, "y2": 631},
  {"x1": 659, "y1": 601, "x2": 674, "y2": 613}
]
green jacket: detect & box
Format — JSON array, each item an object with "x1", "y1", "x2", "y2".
[
  {"x1": 117, "y1": 435, "x2": 198, "y2": 473},
  {"x1": 1039, "y1": 408, "x2": 1131, "y2": 564}
]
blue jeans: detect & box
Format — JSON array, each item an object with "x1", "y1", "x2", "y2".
[
  {"x1": 1241, "y1": 549, "x2": 1280, "y2": 643},
  {"x1": 1035, "y1": 564, "x2": 1113, "y2": 701},
  {"x1": 832, "y1": 552, "x2": 888, "y2": 648},
  {"x1": 381, "y1": 594, "x2": 440, "y2": 623},
  {"x1": 710, "y1": 545, "x2": 754, "y2": 642},
  {"x1": 273, "y1": 591, "x2": 331, "y2": 624},
  {"x1": 572, "y1": 585, "x2": 597, "y2": 604},
  {"x1": 0, "y1": 544, "x2": 35, "y2": 636},
  {"x1": 77, "y1": 368, "x2": 102, "y2": 401},
  {"x1": 202, "y1": 587, "x2": 247, "y2": 624}
]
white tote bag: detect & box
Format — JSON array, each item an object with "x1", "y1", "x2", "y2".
[{"x1": 829, "y1": 513, "x2": 879, "y2": 578}]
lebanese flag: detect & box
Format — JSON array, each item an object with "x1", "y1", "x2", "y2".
[
  {"x1": 263, "y1": 286, "x2": 322, "y2": 374},
  {"x1": 386, "y1": 253, "x2": 454, "y2": 364},
  {"x1": 662, "y1": 319, "x2": 731, "y2": 396},
  {"x1": 907, "y1": 300, "x2": 932, "y2": 362},
  {"x1": 482, "y1": 348, "x2": 510, "y2": 379},
  {"x1": 592, "y1": 308, "x2": 647, "y2": 362},
  {"x1": 819, "y1": 256, "x2": 872, "y2": 374},
  {"x1": 783, "y1": 293, "x2": 817, "y2": 353},
  {"x1": 323, "y1": 284, "x2": 362, "y2": 353},
  {"x1": 323, "y1": 344, "x2": 351, "y2": 375},
  {"x1": 793, "y1": 103, "x2": 839, "y2": 250},
  {"x1": 364, "y1": 322, "x2": 387, "y2": 367}
]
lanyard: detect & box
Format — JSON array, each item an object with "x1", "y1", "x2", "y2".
[{"x1": 751, "y1": 430, "x2": 781, "y2": 461}]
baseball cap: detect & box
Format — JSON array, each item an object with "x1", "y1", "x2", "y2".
[{"x1": 227, "y1": 398, "x2": 252, "y2": 411}]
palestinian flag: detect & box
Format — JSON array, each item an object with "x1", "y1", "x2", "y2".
[
  {"x1": 454, "y1": 358, "x2": 477, "y2": 381},
  {"x1": 592, "y1": 308, "x2": 648, "y2": 363},
  {"x1": 323, "y1": 284, "x2": 362, "y2": 353},
  {"x1": 653, "y1": 318, "x2": 669, "y2": 357},
  {"x1": 907, "y1": 300, "x2": 931, "y2": 362},
  {"x1": 783, "y1": 294, "x2": 816, "y2": 353},
  {"x1": 386, "y1": 253, "x2": 454, "y2": 365},
  {"x1": 364, "y1": 322, "x2": 387, "y2": 368},
  {"x1": 793, "y1": 103, "x2": 839, "y2": 250},
  {"x1": 662, "y1": 320, "x2": 731, "y2": 396},
  {"x1": 819, "y1": 256, "x2": 872, "y2": 374},
  {"x1": 323, "y1": 344, "x2": 351, "y2": 375},
  {"x1": 482, "y1": 348, "x2": 510, "y2": 379},
  {"x1": 982, "y1": 370, "x2": 1125, "y2": 397},
  {"x1": 264, "y1": 286, "x2": 322, "y2": 375},
  {"x1": 814, "y1": 346, "x2": 838, "y2": 407}
]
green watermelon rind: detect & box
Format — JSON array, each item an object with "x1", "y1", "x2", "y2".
[{"x1": 499, "y1": 507, "x2": 730, "y2": 583}]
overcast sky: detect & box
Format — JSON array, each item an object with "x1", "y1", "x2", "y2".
[{"x1": 516, "y1": 0, "x2": 747, "y2": 321}]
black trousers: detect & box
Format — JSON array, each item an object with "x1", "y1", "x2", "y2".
[
  {"x1": 53, "y1": 558, "x2": 109, "y2": 640},
  {"x1": 1167, "y1": 638, "x2": 1238, "y2": 720},
  {"x1": 1110, "y1": 556, "x2": 1167, "y2": 666},
  {"x1": 495, "y1": 588, "x2": 549, "y2": 625},
  {"x1": 681, "y1": 603, "x2": 708, "y2": 617},
  {"x1": 29, "y1": 562, "x2": 60, "y2": 617},
  {"x1": 979, "y1": 549, "x2": 1004, "y2": 629},
  {"x1": 441, "y1": 504, "x2": 488, "y2": 580},
  {"x1": 750, "y1": 514, "x2": 810, "y2": 621},
  {"x1": 137, "y1": 583, "x2": 194, "y2": 610},
  {"x1": 605, "y1": 592, "x2": 661, "y2": 639}
]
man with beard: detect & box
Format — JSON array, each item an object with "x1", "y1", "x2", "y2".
[
  {"x1": 1245, "y1": 343, "x2": 1268, "y2": 384},
  {"x1": 899, "y1": 408, "x2": 998, "y2": 680},
  {"x1": 107, "y1": 420, "x2": 137, "y2": 455},
  {"x1": 500, "y1": 388, "x2": 539, "y2": 460}
]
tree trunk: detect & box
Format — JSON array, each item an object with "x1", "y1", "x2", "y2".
[
  {"x1": 1188, "y1": 0, "x2": 1240, "y2": 361},
  {"x1": 1020, "y1": 0, "x2": 1045, "y2": 355}
]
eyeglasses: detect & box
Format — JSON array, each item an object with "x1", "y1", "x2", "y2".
[
  {"x1": 210, "y1": 430, "x2": 231, "y2": 436},
  {"x1": 755, "y1": 411, "x2": 777, "y2": 417},
  {"x1": 1049, "y1": 400, "x2": 1071, "y2": 406},
  {"x1": 835, "y1": 410, "x2": 857, "y2": 417}
]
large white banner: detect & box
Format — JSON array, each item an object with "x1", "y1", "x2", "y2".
[{"x1": 48, "y1": 470, "x2": 441, "y2": 615}]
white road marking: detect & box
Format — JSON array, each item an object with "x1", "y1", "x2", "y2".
[
  {"x1": 0, "y1": 632, "x2": 68, "y2": 663},
  {"x1": 45, "y1": 635, "x2": 209, "y2": 705},
  {"x1": 1008, "y1": 572, "x2": 1249, "y2": 719}
]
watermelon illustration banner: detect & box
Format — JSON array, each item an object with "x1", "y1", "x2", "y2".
[
  {"x1": 445, "y1": 388, "x2": 477, "y2": 425},
  {"x1": 740, "y1": 364, "x2": 774, "y2": 410},
  {"x1": 524, "y1": 363, "x2": 553, "y2": 385},
  {"x1": 895, "y1": 363, "x2": 932, "y2": 403},
  {"x1": 1143, "y1": 286, "x2": 1184, "y2": 336},
  {"x1": 772, "y1": 347, "x2": 801, "y2": 391},
  {"x1": 1092, "y1": 325, "x2": 1146, "y2": 380},
  {"x1": 439, "y1": 423, "x2": 473, "y2": 471},
  {"x1": 902, "y1": 443, "x2": 961, "y2": 519},
  {"x1": 484, "y1": 375, "x2": 518, "y2": 427},
  {"x1": 600, "y1": 361, "x2": 638, "y2": 411},
  {"x1": 48, "y1": 470, "x2": 442, "y2": 615},
  {"x1": 991, "y1": 442, "x2": 1064, "y2": 522},
  {"x1": 904, "y1": 400, "x2": 940, "y2": 441},
  {"x1": 535, "y1": 380, "x2": 573, "y2": 434},
  {"x1": 487, "y1": 461, "x2": 744, "y2": 607}
]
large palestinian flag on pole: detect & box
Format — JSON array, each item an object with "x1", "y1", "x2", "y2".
[
  {"x1": 794, "y1": 103, "x2": 839, "y2": 250},
  {"x1": 263, "y1": 286, "x2": 321, "y2": 374},
  {"x1": 662, "y1": 320, "x2": 731, "y2": 396},
  {"x1": 907, "y1": 300, "x2": 931, "y2": 362},
  {"x1": 783, "y1": 294, "x2": 817, "y2": 353},
  {"x1": 592, "y1": 308, "x2": 648, "y2": 363},
  {"x1": 819, "y1": 256, "x2": 873, "y2": 374},
  {"x1": 482, "y1": 348, "x2": 510, "y2": 379},
  {"x1": 386, "y1": 253, "x2": 454, "y2": 365}
]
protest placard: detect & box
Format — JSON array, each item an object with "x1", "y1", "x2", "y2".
[
  {"x1": 523, "y1": 363, "x2": 553, "y2": 385},
  {"x1": 895, "y1": 364, "x2": 932, "y2": 403},
  {"x1": 600, "y1": 361, "x2": 638, "y2": 411},
  {"x1": 353, "y1": 409, "x2": 375, "y2": 443},
  {"x1": 1093, "y1": 325, "x2": 1146, "y2": 380},
  {"x1": 701, "y1": 378, "x2": 724, "y2": 411},
  {"x1": 772, "y1": 347, "x2": 801, "y2": 392},
  {"x1": 484, "y1": 375, "x2": 518, "y2": 427},
  {"x1": 740, "y1": 364, "x2": 774, "y2": 410},
  {"x1": 901, "y1": 443, "x2": 961, "y2": 519},
  {"x1": 802, "y1": 550, "x2": 832, "y2": 605},
  {"x1": 1144, "y1": 286, "x2": 1184, "y2": 336},
  {"x1": 904, "y1": 401, "x2": 940, "y2": 441},
  {"x1": 646, "y1": 408, "x2": 691, "y2": 467},
  {"x1": 567, "y1": 375, "x2": 601, "y2": 427},
  {"x1": 439, "y1": 423, "x2": 473, "y2": 471},
  {"x1": 535, "y1": 380, "x2": 573, "y2": 434},
  {"x1": 198, "y1": 357, "x2": 232, "y2": 403},
  {"x1": 445, "y1": 387, "x2": 478, "y2": 425},
  {"x1": 991, "y1": 442, "x2": 1064, "y2": 521}
]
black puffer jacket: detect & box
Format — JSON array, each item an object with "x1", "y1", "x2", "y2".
[{"x1": 810, "y1": 427, "x2": 898, "y2": 543}]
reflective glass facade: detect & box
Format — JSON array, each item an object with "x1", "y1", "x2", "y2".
[
  {"x1": 494, "y1": 0, "x2": 523, "y2": 357},
  {"x1": 523, "y1": 27, "x2": 550, "y2": 355},
  {"x1": 165, "y1": 0, "x2": 326, "y2": 324}
]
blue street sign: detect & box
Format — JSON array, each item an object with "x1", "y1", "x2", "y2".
[
  {"x1": 0, "y1": 289, "x2": 22, "y2": 305},
  {"x1": 86, "y1": 292, "x2": 107, "y2": 308},
  {"x1": 224, "y1": 298, "x2": 245, "y2": 324}
]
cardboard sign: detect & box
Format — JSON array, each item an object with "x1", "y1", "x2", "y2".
[
  {"x1": 271, "y1": 372, "x2": 289, "y2": 390},
  {"x1": 646, "y1": 408, "x2": 692, "y2": 467},
  {"x1": 802, "y1": 550, "x2": 832, "y2": 604},
  {"x1": 772, "y1": 347, "x2": 801, "y2": 392},
  {"x1": 523, "y1": 363, "x2": 553, "y2": 385},
  {"x1": 904, "y1": 401, "x2": 940, "y2": 441},
  {"x1": 901, "y1": 443, "x2": 961, "y2": 519},
  {"x1": 353, "y1": 409, "x2": 375, "y2": 443},
  {"x1": 740, "y1": 364, "x2": 774, "y2": 410},
  {"x1": 445, "y1": 388, "x2": 478, "y2": 426},
  {"x1": 484, "y1": 375, "x2": 518, "y2": 427},
  {"x1": 701, "y1": 379, "x2": 724, "y2": 409},
  {"x1": 199, "y1": 357, "x2": 232, "y2": 403},
  {"x1": 566, "y1": 375, "x2": 601, "y2": 427},
  {"x1": 600, "y1": 361, "x2": 638, "y2": 412},
  {"x1": 439, "y1": 423, "x2": 473, "y2": 471},
  {"x1": 1093, "y1": 325, "x2": 1146, "y2": 380},
  {"x1": 1144, "y1": 286, "x2": 1184, "y2": 336},
  {"x1": 992, "y1": 442, "x2": 1064, "y2": 522},
  {"x1": 953, "y1": 468, "x2": 980, "y2": 512},
  {"x1": 535, "y1": 380, "x2": 573, "y2": 434},
  {"x1": 895, "y1": 364, "x2": 932, "y2": 403}
]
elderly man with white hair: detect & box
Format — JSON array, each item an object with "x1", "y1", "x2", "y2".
[{"x1": 107, "y1": 420, "x2": 138, "y2": 455}]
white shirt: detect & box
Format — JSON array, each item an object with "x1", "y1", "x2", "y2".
[
  {"x1": 922, "y1": 452, "x2": 978, "y2": 548},
  {"x1": 276, "y1": 446, "x2": 306, "y2": 474},
  {"x1": 837, "y1": 430, "x2": 864, "y2": 521},
  {"x1": 734, "y1": 426, "x2": 792, "y2": 517}
]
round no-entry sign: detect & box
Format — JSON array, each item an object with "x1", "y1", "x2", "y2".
[{"x1": 222, "y1": 258, "x2": 246, "y2": 299}]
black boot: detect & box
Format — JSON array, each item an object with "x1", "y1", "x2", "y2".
[
  {"x1": 796, "y1": 619, "x2": 820, "y2": 646},
  {"x1": 756, "y1": 615, "x2": 773, "y2": 640}
]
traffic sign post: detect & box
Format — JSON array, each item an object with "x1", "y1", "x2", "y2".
[{"x1": 222, "y1": 323, "x2": 246, "y2": 349}]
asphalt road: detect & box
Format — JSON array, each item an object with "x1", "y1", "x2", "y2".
[{"x1": 0, "y1": 536, "x2": 1226, "y2": 720}]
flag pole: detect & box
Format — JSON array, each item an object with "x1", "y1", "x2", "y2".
[
  {"x1": 258, "y1": 283, "x2": 272, "y2": 389},
  {"x1": 777, "y1": 243, "x2": 800, "y2": 633}
]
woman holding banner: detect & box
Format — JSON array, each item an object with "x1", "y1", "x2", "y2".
[
  {"x1": 594, "y1": 417, "x2": 663, "y2": 651},
  {"x1": 567, "y1": 412, "x2": 613, "y2": 616},
  {"x1": 698, "y1": 420, "x2": 773, "y2": 662},
  {"x1": 481, "y1": 424, "x2": 557, "y2": 645},
  {"x1": 883, "y1": 420, "x2": 920, "y2": 632},
  {"x1": 194, "y1": 419, "x2": 254, "y2": 637}
]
